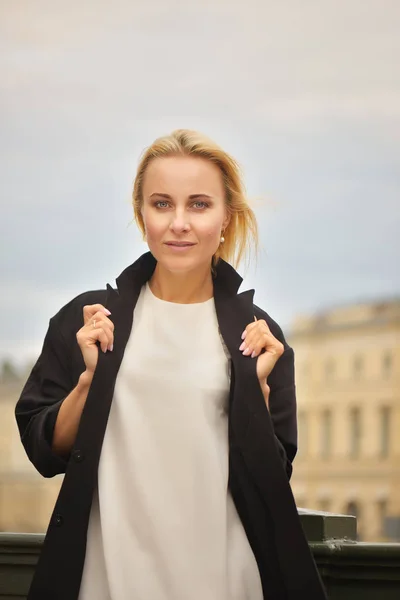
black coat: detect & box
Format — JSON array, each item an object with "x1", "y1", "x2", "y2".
[{"x1": 15, "y1": 252, "x2": 327, "y2": 600}]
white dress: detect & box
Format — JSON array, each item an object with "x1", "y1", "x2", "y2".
[{"x1": 78, "y1": 283, "x2": 263, "y2": 600}]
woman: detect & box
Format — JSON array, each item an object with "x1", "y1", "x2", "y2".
[{"x1": 15, "y1": 129, "x2": 327, "y2": 600}]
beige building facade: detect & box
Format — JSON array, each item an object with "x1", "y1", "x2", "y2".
[
  {"x1": 289, "y1": 298, "x2": 400, "y2": 542},
  {"x1": 0, "y1": 381, "x2": 62, "y2": 533},
  {"x1": 1, "y1": 298, "x2": 399, "y2": 541}
]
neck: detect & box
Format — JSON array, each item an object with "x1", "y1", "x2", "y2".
[{"x1": 148, "y1": 262, "x2": 214, "y2": 304}]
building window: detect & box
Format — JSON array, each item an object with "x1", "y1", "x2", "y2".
[
  {"x1": 349, "y1": 407, "x2": 361, "y2": 459},
  {"x1": 321, "y1": 409, "x2": 332, "y2": 459},
  {"x1": 353, "y1": 355, "x2": 364, "y2": 378},
  {"x1": 345, "y1": 500, "x2": 362, "y2": 540},
  {"x1": 298, "y1": 411, "x2": 308, "y2": 457},
  {"x1": 318, "y1": 498, "x2": 331, "y2": 513},
  {"x1": 379, "y1": 406, "x2": 391, "y2": 458},
  {"x1": 377, "y1": 499, "x2": 388, "y2": 537},
  {"x1": 346, "y1": 500, "x2": 359, "y2": 518},
  {"x1": 382, "y1": 352, "x2": 393, "y2": 377}
]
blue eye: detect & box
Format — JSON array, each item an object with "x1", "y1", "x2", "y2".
[{"x1": 153, "y1": 200, "x2": 209, "y2": 210}]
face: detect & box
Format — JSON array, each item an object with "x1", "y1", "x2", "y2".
[{"x1": 141, "y1": 155, "x2": 230, "y2": 273}]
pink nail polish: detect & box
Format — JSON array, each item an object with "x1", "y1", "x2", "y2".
[
  {"x1": 104, "y1": 309, "x2": 111, "y2": 315},
  {"x1": 110, "y1": 344, "x2": 114, "y2": 352},
  {"x1": 239, "y1": 341, "x2": 246, "y2": 351},
  {"x1": 241, "y1": 331, "x2": 247, "y2": 340},
  {"x1": 251, "y1": 351, "x2": 256, "y2": 358}
]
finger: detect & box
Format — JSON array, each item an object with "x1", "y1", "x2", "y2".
[
  {"x1": 239, "y1": 321, "x2": 270, "y2": 351},
  {"x1": 241, "y1": 318, "x2": 269, "y2": 339},
  {"x1": 92, "y1": 325, "x2": 113, "y2": 354},
  {"x1": 241, "y1": 332, "x2": 268, "y2": 356},
  {"x1": 239, "y1": 327, "x2": 258, "y2": 351},
  {"x1": 76, "y1": 326, "x2": 111, "y2": 354},
  {"x1": 250, "y1": 333, "x2": 273, "y2": 358},
  {"x1": 87, "y1": 311, "x2": 115, "y2": 332},
  {"x1": 89, "y1": 320, "x2": 114, "y2": 351},
  {"x1": 95, "y1": 329, "x2": 112, "y2": 354},
  {"x1": 84, "y1": 311, "x2": 114, "y2": 350},
  {"x1": 95, "y1": 325, "x2": 114, "y2": 352},
  {"x1": 83, "y1": 304, "x2": 111, "y2": 324},
  {"x1": 241, "y1": 330, "x2": 280, "y2": 358},
  {"x1": 241, "y1": 321, "x2": 257, "y2": 340}
]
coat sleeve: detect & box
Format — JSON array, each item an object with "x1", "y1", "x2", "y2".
[
  {"x1": 268, "y1": 344, "x2": 297, "y2": 480},
  {"x1": 15, "y1": 316, "x2": 73, "y2": 478}
]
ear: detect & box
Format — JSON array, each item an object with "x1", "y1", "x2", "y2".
[{"x1": 222, "y1": 211, "x2": 231, "y2": 231}]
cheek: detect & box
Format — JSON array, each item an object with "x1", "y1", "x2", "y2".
[
  {"x1": 142, "y1": 210, "x2": 165, "y2": 240},
  {"x1": 197, "y1": 209, "x2": 226, "y2": 242},
  {"x1": 202, "y1": 223, "x2": 222, "y2": 242}
]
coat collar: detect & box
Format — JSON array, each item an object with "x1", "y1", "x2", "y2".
[
  {"x1": 111, "y1": 250, "x2": 244, "y2": 299},
  {"x1": 107, "y1": 250, "x2": 255, "y2": 370},
  {"x1": 103, "y1": 251, "x2": 257, "y2": 406}
]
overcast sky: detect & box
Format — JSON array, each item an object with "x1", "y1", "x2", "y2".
[{"x1": 1, "y1": 0, "x2": 399, "y2": 367}]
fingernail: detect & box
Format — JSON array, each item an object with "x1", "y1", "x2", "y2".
[
  {"x1": 103, "y1": 347, "x2": 107, "y2": 353},
  {"x1": 110, "y1": 344, "x2": 113, "y2": 352},
  {"x1": 251, "y1": 351, "x2": 256, "y2": 358},
  {"x1": 104, "y1": 309, "x2": 111, "y2": 315},
  {"x1": 243, "y1": 347, "x2": 251, "y2": 356},
  {"x1": 241, "y1": 330, "x2": 247, "y2": 340},
  {"x1": 239, "y1": 341, "x2": 246, "y2": 351}
]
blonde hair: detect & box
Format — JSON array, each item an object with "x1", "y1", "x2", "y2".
[{"x1": 132, "y1": 129, "x2": 258, "y2": 269}]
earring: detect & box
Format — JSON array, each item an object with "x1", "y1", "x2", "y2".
[{"x1": 220, "y1": 235, "x2": 225, "y2": 243}]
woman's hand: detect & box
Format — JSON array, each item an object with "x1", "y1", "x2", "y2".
[
  {"x1": 239, "y1": 318, "x2": 284, "y2": 404},
  {"x1": 76, "y1": 304, "x2": 114, "y2": 375}
]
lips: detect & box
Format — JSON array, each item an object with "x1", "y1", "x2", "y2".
[{"x1": 164, "y1": 242, "x2": 195, "y2": 247}]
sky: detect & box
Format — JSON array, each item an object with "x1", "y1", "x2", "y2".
[{"x1": 1, "y1": 0, "x2": 399, "y2": 367}]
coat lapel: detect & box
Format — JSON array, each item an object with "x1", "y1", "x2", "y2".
[
  {"x1": 212, "y1": 256, "x2": 257, "y2": 377},
  {"x1": 94, "y1": 253, "x2": 157, "y2": 383},
  {"x1": 213, "y1": 264, "x2": 274, "y2": 445},
  {"x1": 77, "y1": 254, "x2": 156, "y2": 463}
]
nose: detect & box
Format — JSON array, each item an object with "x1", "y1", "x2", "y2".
[{"x1": 169, "y1": 208, "x2": 190, "y2": 233}]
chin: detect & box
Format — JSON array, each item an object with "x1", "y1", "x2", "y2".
[
  {"x1": 149, "y1": 243, "x2": 215, "y2": 273},
  {"x1": 160, "y1": 255, "x2": 199, "y2": 274},
  {"x1": 152, "y1": 248, "x2": 203, "y2": 274}
]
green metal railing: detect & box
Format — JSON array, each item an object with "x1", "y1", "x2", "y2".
[
  {"x1": 1, "y1": 510, "x2": 400, "y2": 599},
  {"x1": 299, "y1": 508, "x2": 400, "y2": 599}
]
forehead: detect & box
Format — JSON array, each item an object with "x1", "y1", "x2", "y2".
[{"x1": 143, "y1": 155, "x2": 224, "y2": 195}]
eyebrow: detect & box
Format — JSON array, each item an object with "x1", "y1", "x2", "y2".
[{"x1": 149, "y1": 193, "x2": 213, "y2": 200}]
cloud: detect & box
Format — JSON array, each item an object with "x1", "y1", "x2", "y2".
[
  {"x1": 0, "y1": 0, "x2": 399, "y2": 362},
  {"x1": 2, "y1": 0, "x2": 400, "y2": 125}
]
